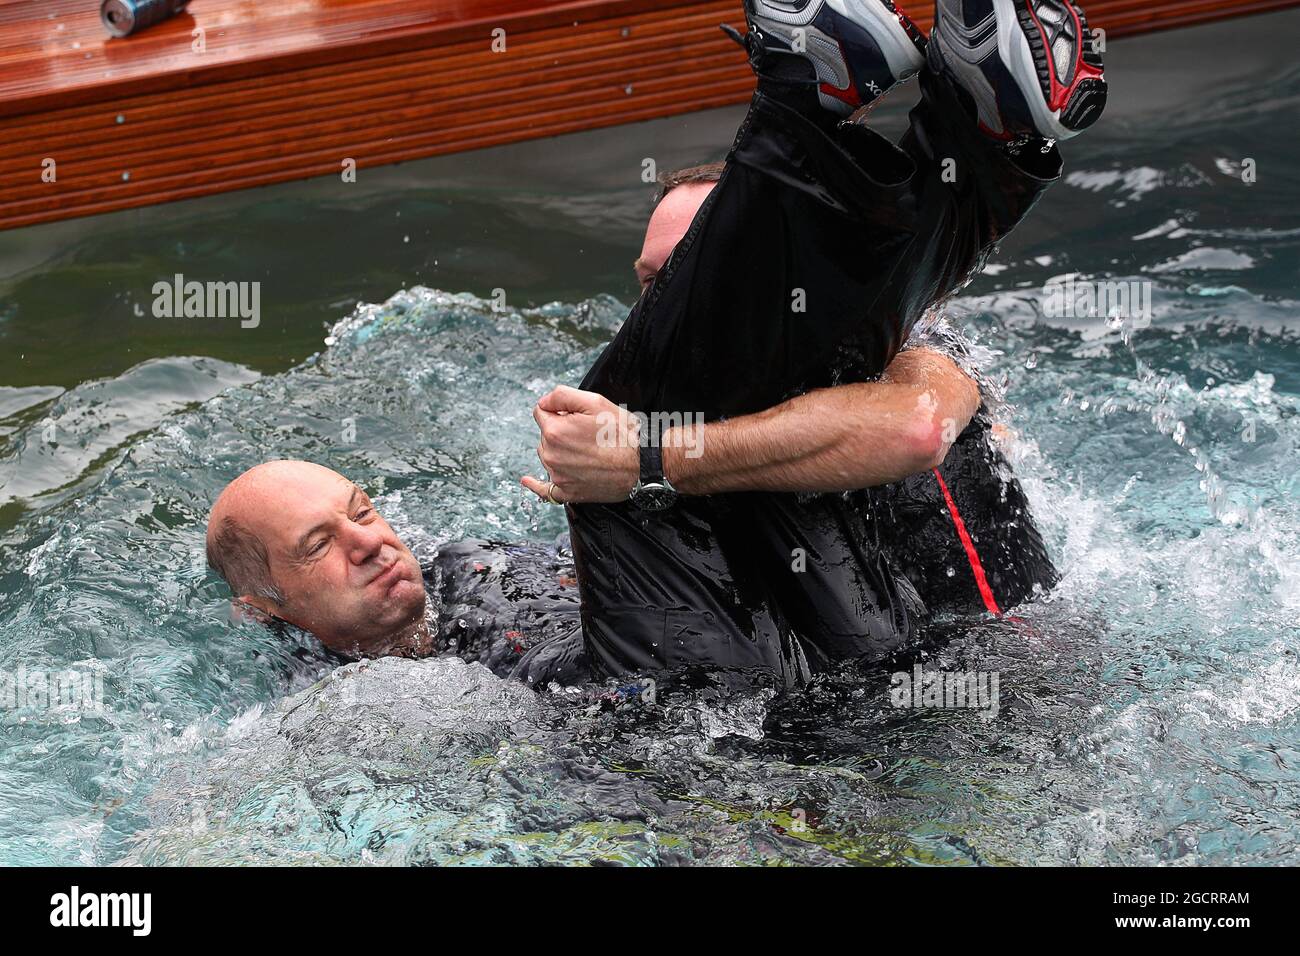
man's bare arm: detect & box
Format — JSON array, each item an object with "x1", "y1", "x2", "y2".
[
  {"x1": 522, "y1": 348, "x2": 980, "y2": 504},
  {"x1": 663, "y1": 348, "x2": 980, "y2": 494}
]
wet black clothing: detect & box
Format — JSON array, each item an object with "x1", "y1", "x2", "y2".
[
  {"x1": 874, "y1": 416, "x2": 1057, "y2": 617},
  {"x1": 424, "y1": 539, "x2": 590, "y2": 687},
  {"x1": 569, "y1": 62, "x2": 1061, "y2": 682},
  {"x1": 424, "y1": 408, "x2": 1059, "y2": 686}
]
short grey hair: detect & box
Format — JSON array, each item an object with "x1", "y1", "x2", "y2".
[{"x1": 206, "y1": 517, "x2": 285, "y2": 604}]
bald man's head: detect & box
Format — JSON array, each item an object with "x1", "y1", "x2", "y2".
[{"x1": 207, "y1": 460, "x2": 426, "y2": 658}]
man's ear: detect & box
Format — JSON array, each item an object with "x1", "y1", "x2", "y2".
[{"x1": 230, "y1": 596, "x2": 278, "y2": 624}]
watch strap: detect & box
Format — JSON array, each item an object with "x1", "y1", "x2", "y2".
[{"x1": 639, "y1": 438, "x2": 665, "y2": 484}]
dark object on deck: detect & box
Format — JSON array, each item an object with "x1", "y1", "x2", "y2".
[{"x1": 101, "y1": 0, "x2": 190, "y2": 38}]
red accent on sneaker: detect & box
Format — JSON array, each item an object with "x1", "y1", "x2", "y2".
[
  {"x1": 978, "y1": 119, "x2": 1016, "y2": 141},
  {"x1": 1022, "y1": 0, "x2": 1105, "y2": 113},
  {"x1": 819, "y1": 78, "x2": 863, "y2": 108},
  {"x1": 820, "y1": 33, "x2": 864, "y2": 110}
]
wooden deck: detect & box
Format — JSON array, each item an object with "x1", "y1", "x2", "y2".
[{"x1": 1, "y1": 0, "x2": 1296, "y2": 230}]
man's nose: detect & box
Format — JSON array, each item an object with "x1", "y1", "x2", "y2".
[{"x1": 342, "y1": 520, "x2": 386, "y2": 565}]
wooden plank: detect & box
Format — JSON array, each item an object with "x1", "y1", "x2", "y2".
[
  {"x1": 2, "y1": 64, "x2": 752, "y2": 209},
  {"x1": 0, "y1": 0, "x2": 735, "y2": 116},
  {"x1": 0, "y1": 6, "x2": 735, "y2": 135},
  {"x1": 0, "y1": 86, "x2": 755, "y2": 230},
  {"x1": 0, "y1": 20, "x2": 736, "y2": 174},
  {"x1": 1088, "y1": 0, "x2": 1300, "y2": 32}
]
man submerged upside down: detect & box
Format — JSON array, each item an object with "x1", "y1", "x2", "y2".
[{"x1": 205, "y1": 0, "x2": 1107, "y2": 686}]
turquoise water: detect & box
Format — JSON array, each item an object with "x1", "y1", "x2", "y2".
[{"x1": 1, "y1": 16, "x2": 1298, "y2": 865}]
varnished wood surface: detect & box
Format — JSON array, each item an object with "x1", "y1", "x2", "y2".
[
  {"x1": 1, "y1": 0, "x2": 1296, "y2": 230},
  {"x1": 0, "y1": 0, "x2": 713, "y2": 116}
]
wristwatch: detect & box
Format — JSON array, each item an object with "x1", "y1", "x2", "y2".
[{"x1": 628, "y1": 438, "x2": 678, "y2": 511}]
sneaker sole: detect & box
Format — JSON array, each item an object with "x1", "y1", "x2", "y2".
[{"x1": 994, "y1": 0, "x2": 1106, "y2": 139}]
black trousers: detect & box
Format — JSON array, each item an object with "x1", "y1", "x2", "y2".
[{"x1": 570, "y1": 64, "x2": 1062, "y2": 683}]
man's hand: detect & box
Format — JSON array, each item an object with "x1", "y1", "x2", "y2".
[{"x1": 521, "y1": 385, "x2": 639, "y2": 505}]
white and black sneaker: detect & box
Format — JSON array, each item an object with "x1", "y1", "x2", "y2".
[
  {"x1": 930, "y1": 0, "x2": 1107, "y2": 141},
  {"x1": 738, "y1": 0, "x2": 929, "y2": 116}
]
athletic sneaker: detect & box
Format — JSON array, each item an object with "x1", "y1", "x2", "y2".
[
  {"x1": 737, "y1": 0, "x2": 929, "y2": 116},
  {"x1": 929, "y1": 0, "x2": 1107, "y2": 140}
]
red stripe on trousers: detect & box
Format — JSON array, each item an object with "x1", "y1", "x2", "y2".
[{"x1": 932, "y1": 467, "x2": 1002, "y2": 616}]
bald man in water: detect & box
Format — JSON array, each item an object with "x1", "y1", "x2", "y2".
[
  {"x1": 207, "y1": 459, "x2": 595, "y2": 683},
  {"x1": 206, "y1": 460, "x2": 429, "y2": 658}
]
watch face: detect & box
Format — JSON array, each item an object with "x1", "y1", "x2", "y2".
[{"x1": 632, "y1": 481, "x2": 677, "y2": 511}]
